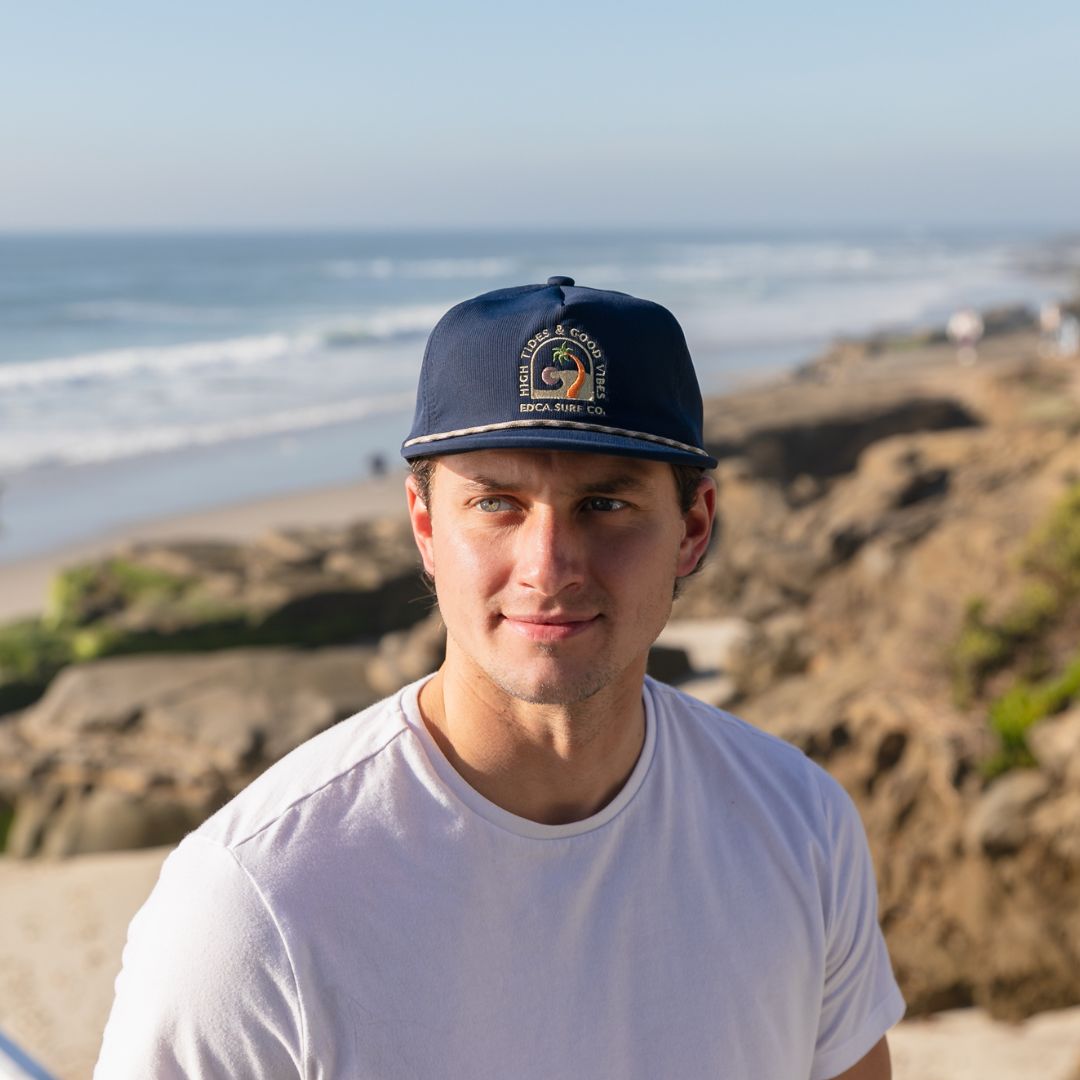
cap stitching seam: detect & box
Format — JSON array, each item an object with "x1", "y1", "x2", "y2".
[{"x1": 403, "y1": 419, "x2": 710, "y2": 458}]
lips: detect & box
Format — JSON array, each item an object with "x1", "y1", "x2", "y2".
[{"x1": 501, "y1": 612, "x2": 601, "y2": 643}]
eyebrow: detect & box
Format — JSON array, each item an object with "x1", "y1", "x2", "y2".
[{"x1": 460, "y1": 472, "x2": 650, "y2": 496}]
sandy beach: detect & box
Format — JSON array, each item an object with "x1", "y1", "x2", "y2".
[{"x1": 0, "y1": 843, "x2": 1077, "y2": 1078}]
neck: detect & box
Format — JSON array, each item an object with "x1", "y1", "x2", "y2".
[{"x1": 417, "y1": 659, "x2": 647, "y2": 826}]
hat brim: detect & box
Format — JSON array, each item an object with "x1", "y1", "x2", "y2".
[{"x1": 401, "y1": 424, "x2": 717, "y2": 468}]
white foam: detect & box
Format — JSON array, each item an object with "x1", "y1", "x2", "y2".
[
  {"x1": 0, "y1": 393, "x2": 416, "y2": 472},
  {"x1": 654, "y1": 244, "x2": 883, "y2": 284},
  {"x1": 0, "y1": 333, "x2": 296, "y2": 390},
  {"x1": 0, "y1": 302, "x2": 441, "y2": 391},
  {"x1": 319, "y1": 304, "x2": 444, "y2": 346},
  {"x1": 64, "y1": 299, "x2": 241, "y2": 324}
]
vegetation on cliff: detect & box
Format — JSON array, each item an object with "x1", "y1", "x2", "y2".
[
  {"x1": 952, "y1": 484, "x2": 1080, "y2": 775},
  {"x1": 0, "y1": 525, "x2": 428, "y2": 716}
]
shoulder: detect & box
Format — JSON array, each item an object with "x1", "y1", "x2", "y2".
[
  {"x1": 96, "y1": 833, "x2": 307, "y2": 1075},
  {"x1": 194, "y1": 681, "x2": 415, "y2": 851},
  {"x1": 646, "y1": 676, "x2": 855, "y2": 836}
]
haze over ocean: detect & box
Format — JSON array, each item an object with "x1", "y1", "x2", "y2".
[{"x1": 0, "y1": 227, "x2": 1076, "y2": 562}]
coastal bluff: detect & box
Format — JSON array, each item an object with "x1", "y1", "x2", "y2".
[{"x1": 4, "y1": 307, "x2": 1080, "y2": 1023}]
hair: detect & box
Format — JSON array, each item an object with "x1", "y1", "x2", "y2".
[
  {"x1": 409, "y1": 457, "x2": 711, "y2": 590},
  {"x1": 409, "y1": 456, "x2": 437, "y2": 508},
  {"x1": 670, "y1": 463, "x2": 707, "y2": 516}
]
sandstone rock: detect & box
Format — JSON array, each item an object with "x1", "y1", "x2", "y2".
[
  {"x1": 367, "y1": 611, "x2": 446, "y2": 698},
  {"x1": 1028, "y1": 709, "x2": 1080, "y2": 783},
  {"x1": 21, "y1": 658, "x2": 213, "y2": 746},
  {"x1": 322, "y1": 550, "x2": 387, "y2": 588},
  {"x1": 132, "y1": 540, "x2": 247, "y2": 579},
  {"x1": 37, "y1": 786, "x2": 220, "y2": 858},
  {"x1": 760, "y1": 611, "x2": 812, "y2": 677},
  {"x1": 704, "y1": 385, "x2": 980, "y2": 485},
  {"x1": 680, "y1": 674, "x2": 738, "y2": 709},
  {"x1": 965, "y1": 771, "x2": 1052, "y2": 857},
  {"x1": 255, "y1": 529, "x2": 325, "y2": 566},
  {"x1": 5, "y1": 785, "x2": 65, "y2": 858},
  {"x1": 5, "y1": 647, "x2": 378, "y2": 857}
]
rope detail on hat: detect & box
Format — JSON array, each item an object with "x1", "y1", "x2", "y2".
[{"x1": 402, "y1": 419, "x2": 711, "y2": 458}]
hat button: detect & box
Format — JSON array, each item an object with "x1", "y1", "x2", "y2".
[{"x1": 547, "y1": 275, "x2": 575, "y2": 287}]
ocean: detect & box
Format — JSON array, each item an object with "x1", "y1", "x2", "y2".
[{"x1": 0, "y1": 228, "x2": 1076, "y2": 563}]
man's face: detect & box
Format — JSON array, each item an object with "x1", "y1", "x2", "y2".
[{"x1": 406, "y1": 449, "x2": 714, "y2": 707}]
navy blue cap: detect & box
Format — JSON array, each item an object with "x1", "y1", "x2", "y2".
[{"x1": 401, "y1": 278, "x2": 717, "y2": 468}]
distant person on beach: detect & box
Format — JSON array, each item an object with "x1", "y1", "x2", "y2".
[
  {"x1": 1039, "y1": 302, "x2": 1064, "y2": 357},
  {"x1": 1062, "y1": 313, "x2": 1080, "y2": 358},
  {"x1": 97, "y1": 278, "x2": 904, "y2": 1078},
  {"x1": 1038, "y1": 302, "x2": 1079, "y2": 359},
  {"x1": 946, "y1": 307, "x2": 984, "y2": 366}
]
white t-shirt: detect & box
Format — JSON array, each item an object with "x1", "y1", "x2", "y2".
[{"x1": 97, "y1": 676, "x2": 904, "y2": 1079}]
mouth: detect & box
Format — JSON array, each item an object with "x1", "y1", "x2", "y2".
[{"x1": 501, "y1": 613, "x2": 601, "y2": 643}]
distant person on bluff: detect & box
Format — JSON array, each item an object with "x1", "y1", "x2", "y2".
[{"x1": 97, "y1": 277, "x2": 905, "y2": 1079}]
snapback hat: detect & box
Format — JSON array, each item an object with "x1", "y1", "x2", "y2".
[{"x1": 401, "y1": 276, "x2": 717, "y2": 468}]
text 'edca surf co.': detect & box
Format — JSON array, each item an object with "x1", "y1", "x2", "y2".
[{"x1": 519, "y1": 325, "x2": 608, "y2": 415}]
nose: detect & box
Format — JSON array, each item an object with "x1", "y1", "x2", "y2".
[{"x1": 514, "y1": 507, "x2": 586, "y2": 597}]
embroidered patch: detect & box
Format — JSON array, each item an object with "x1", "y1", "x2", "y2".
[{"x1": 517, "y1": 325, "x2": 608, "y2": 417}]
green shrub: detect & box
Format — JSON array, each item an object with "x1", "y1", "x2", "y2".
[
  {"x1": 950, "y1": 593, "x2": 1052, "y2": 706},
  {"x1": 0, "y1": 618, "x2": 74, "y2": 716},
  {"x1": 0, "y1": 618, "x2": 73, "y2": 682},
  {"x1": 47, "y1": 564, "x2": 99, "y2": 624},
  {"x1": 998, "y1": 580, "x2": 1061, "y2": 638},
  {"x1": 0, "y1": 802, "x2": 13, "y2": 853},
  {"x1": 951, "y1": 486, "x2": 1080, "y2": 704},
  {"x1": 985, "y1": 653, "x2": 1080, "y2": 775},
  {"x1": 952, "y1": 617, "x2": 1011, "y2": 705},
  {"x1": 1024, "y1": 484, "x2": 1080, "y2": 591},
  {"x1": 107, "y1": 558, "x2": 190, "y2": 601},
  {"x1": 48, "y1": 557, "x2": 191, "y2": 628}
]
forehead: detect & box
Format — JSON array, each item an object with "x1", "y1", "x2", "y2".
[{"x1": 431, "y1": 449, "x2": 674, "y2": 493}]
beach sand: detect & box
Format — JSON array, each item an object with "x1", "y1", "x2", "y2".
[
  {"x1": 0, "y1": 845, "x2": 1077, "y2": 1079},
  {"x1": 0, "y1": 471, "x2": 410, "y2": 623}
]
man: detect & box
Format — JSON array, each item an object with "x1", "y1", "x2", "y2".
[{"x1": 97, "y1": 277, "x2": 904, "y2": 1077}]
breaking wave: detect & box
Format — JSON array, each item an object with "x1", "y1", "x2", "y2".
[
  {"x1": 0, "y1": 393, "x2": 415, "y2": 472},
  {"x1": 0, "y1": 303, "x2": 442, "y2": 391}
]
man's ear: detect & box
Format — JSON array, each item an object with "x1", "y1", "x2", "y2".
[
  {"x1": 405, "y1": 473, "x2": 436, "y2": 577},
  {"x1": 676, "y1": 476, "x2": 717, "y2": 577}
]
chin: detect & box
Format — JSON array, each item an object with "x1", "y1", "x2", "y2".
[{"x1": 488, "y1": 661, "x2": 620, "y2": 708}]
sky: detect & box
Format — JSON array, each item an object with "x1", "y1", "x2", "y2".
[{"x1": 2, "y1": 1, "x2": 1079, "y2": 231}]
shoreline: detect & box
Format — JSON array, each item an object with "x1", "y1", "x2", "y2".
[{"x1": 0, "y1": 470, "x2": 409, "y2": 623}]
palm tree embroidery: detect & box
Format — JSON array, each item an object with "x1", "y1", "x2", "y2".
[{"x1": 550, "y1": 342, "x2": 587, "y2": 399}]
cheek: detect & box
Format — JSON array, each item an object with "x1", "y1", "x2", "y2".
[
  {"x1": 597, "y1": 525, "x2": 681, "y2": 577},
  {"x1": 431, "y1": 524, "x2": 509, "y2": 590}
]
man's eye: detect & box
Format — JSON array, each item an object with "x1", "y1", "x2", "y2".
[
  {"x1": 475, "y1": 497, "x2": 514, "y2": 513},
  {"x1": 584, "y1": 497, "x2": 626, "y2": 512}
]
